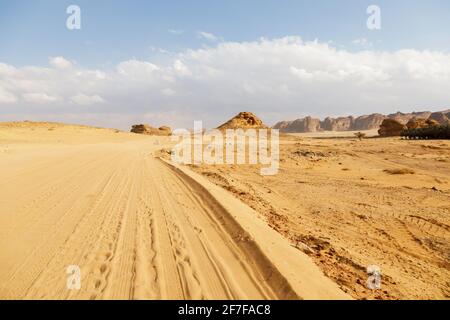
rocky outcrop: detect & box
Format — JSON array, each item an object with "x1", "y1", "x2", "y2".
[
  {"x1": 428, "y1": 112, "x2": 450, "y2": 125},
  {"x1": 318, "y1": 114, "x2": 385, "y2": 131},
  {"x1": 274, "y1": 116, "x2": 321, "y2": 133},
  {"x1": 275, "y1": 114, "x2": 383, "y2": 133},
  {"x1": 273, "y1": 109, "x2": 448, "y2": 133},
  {"x1": 291, "y1": 117, "x2": 321, "y2": 132},
  {"x1": 217, "y1": 112, "x2": 267, "y2": 130},
  {"x1": 406, "y1": 118, "x2": 440, "y2": 129},
  {"x1": 387, "y1": 111, "x2": 432, "y2": 125},
  {"x1": 130, "y1": 124, "x2": 172, "y2": 136},
  {"x1": 353, "y1": 114, "x2": 385, "y2": 130},
  {"x1": 158, "y1": 126, "x2": 172, "y2": 134},
  {"x1": 319, "y1": 117, "x2": 334, "y2": 131},
  {"x1": 378, "y1": 119, "x2": 406, "y2": 137},
  {"x1": 272, "y1": 121, "x2": 292, "y2": 132},
  {"x1": 320, "y1": 117, "x2": 353, "y2": 131}
]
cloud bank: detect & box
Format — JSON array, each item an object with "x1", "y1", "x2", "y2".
[{"x1": 1, "y1": 36, "x2": 450, "y2": 129}]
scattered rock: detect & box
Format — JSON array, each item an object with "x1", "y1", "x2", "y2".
[
  {"x1": 292, "y1": 241, "x2": 314, "y2": 255},
  {"x1": 293, "y1": 150, "x2": 332, "y2": 158}
]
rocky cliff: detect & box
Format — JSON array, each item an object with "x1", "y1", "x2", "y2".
[
  {"x1": 274, "y1": 109, "x2": 449, "y2": 133},
  {"x1": 428, "y1": 111, "x2": 450, "y2": 125}
]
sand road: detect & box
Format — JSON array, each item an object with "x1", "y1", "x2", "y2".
[{"x1": 0, "y1": 124, "x2": 348, "y2": 300}]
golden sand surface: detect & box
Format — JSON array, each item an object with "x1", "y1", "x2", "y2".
[{"x1": 0, "y1": 122, "x2": 348, "y2": 300}]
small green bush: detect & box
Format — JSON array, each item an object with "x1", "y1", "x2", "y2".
[{"x1": 401, "y1": 125, "x2": 450, "y2": 140}]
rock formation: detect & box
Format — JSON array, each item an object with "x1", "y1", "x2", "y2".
[
  {"x1": 428, "y1": 111, "x2": 450, "y2": 125},
  {"x1": 273, "y1": 109, "x2": 449, "y2": 133},
  {"x1": 406, "y1": 118, "x2": 440, "y2": 129},
  {"x1": 217, "y1": 112, "x2": 267, "y2": 130},
  {"x1": 273, "y1": 116, "x2": 321, "y2": 132},
  {"x1": 320, "y1": 117, "x2": 353, "y2": 131},
  {"x1": 352, "y1": 114, "x2": 386, "y2": 130},
  {"x1": 378, "y1": 119, "x2": 406, "y2": 137},
  {"x1": 387, "y1": 112, "x2": 431, "y2": 125},
  {"x1": 130, "y1": 124, "x2": 172, "y2": 136},
  {"x1": 272, "y1": 121, "x2": 292, "y2": 132}
]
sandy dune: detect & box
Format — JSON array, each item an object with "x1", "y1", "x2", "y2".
[{"x1": 0, "y1": 122, "x2": 348, "y2": 300}]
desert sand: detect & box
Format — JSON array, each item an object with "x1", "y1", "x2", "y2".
[
  {"x1": 187, "y1": 130, "x2": 450, "y2": 299},
  {"x1": 0, "y1": 122, "x2": 349, "y2": 300},
  {"x1": 1, "y1": 122, "x2": 449, "y2": 300}
]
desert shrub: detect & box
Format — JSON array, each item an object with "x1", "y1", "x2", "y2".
[
  {"x1": 402, "y1": 125, "x2": 450, "y2": 140},
  {"x1": 354, "y1": 132, "x2": 366, "y2": 140}
]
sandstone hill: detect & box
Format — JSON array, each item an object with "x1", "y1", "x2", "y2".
[
  {"x1": 273, "y1": 109, "x2": 450, "y2": 133},
  {"x1": 428, "y1": 111, "x2": 450, "y2": 125},
  {"x1": 378, "y1": 119, "x2": 407, "y2": 137},
  {"x1": 217, "y1": 112, "x2": 268, "y2": 130},
  {"x1": 406, "y1": 118, "x2": 440, "y2": 129}
]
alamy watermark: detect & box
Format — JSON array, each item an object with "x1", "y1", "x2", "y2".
[
  {"x1": 171, "y1": 121, "x2": 279, "y2": 176},
  {"x1": 366, "y1": 265, "x2": 382, "y2": 290},
  {"x1": 367, "y1": 5, "x2": 381, "y2": 30},
  {"x1": 66, "y1": 265, "x2": 81, "y2": 290},
  {"x1": 66, "y1": 5, "x2": 81, "y2": 30},
  {"x1": 65, "y1": 5, "x2": 380, "y2": 32}
]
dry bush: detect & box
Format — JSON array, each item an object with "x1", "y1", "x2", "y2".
[{"x1": 354, "y1": 132, "x2": 367, "y2": 140}]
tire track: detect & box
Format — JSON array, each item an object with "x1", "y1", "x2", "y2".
[
  {"x1": 0, "y1": 153, "x2": 127, "y2": 298},
  {"x1": 0, "y1": 139, "x2": 334, "y2": 300},
  {"x1": 24, "y1": 154, "x2": 130, "y2": 299}
]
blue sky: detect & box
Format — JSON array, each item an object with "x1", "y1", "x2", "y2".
[
  {"x1": 1, "y1": 0, "x2": 450, "y2": 68},
  {"x1": 1, "y1": 1, "x2": 450, "y2": 129}
]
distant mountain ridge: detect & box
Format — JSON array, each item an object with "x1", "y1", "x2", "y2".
[{"x1": 273, "y1": 110, "x2": 450, "y2": 133}]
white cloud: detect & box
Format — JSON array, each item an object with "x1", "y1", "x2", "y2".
[
  {"x1": 0, "y1": 86, "x2": 18, "y2": 104},
  {"x1": 162, "y1": 88, "x2": 176, "y2": 96},
  {"x1": 117, "y1": 60, "x2": 159, "y2": 76},
  {"x1": 23, "y1": 93, "x2": 60, "y2": 104},
  {"x1": 49, "y1": 56, "x2": 73, "y2": 69},
  {"x1": 197, "y1": 31, "x2": 219, "y2": 42},
  {"x1": 1, "y1": 36, "x2": 450, "y2": 129},
  {"x1": 0, "y1": 63, "x2": 17, "y2": 76},
  {"x1": 70, "y1": 94, "x2": 105, "y2": 105},
  {"x1": 289, "y1": 67, "x2": 314, "y2": 80},
  {"x1": 173, "y1": 59, "x2": 191, "y2": 77}
]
